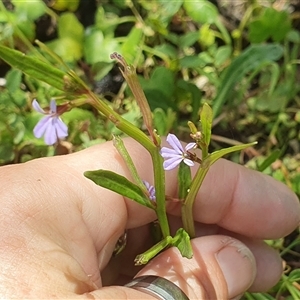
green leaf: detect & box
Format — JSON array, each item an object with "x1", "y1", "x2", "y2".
[
  {"x1": 121, "y1": 26, "x2": 144, "y2": 64},
  {"x1": 0, "y1": 45, "x2": 66, "y2": 91},
  {"x1": 5, "y1": 69, "x2": 22, "y2": 93},
  {"x1": 172, "y1": 228, "x2": 193, "y2": 259},
  {"x1": 248, "y1": 8, "x2": 292, "y2": 43},
  {"x1": 156, "y1": 0, "x2": 183, "y2": 25},
  {"x1": 47, "y1": 37, "x2": 82, "y2": 62},
  {"x1": 244, "y1": 292, "x2": 276, "y2": 300},
  {"x1": 139, "y1": 67, "x2": 176, "y2": 111},
  {"x1": 84, "y1": 169, "x2": 155, "y2": 209},
  {"x1": 153, "y1": 108, "x2": 176, "y2": 136},
  {"x1": 50, "y1": 0, "x2": 80, "y2": 11},
  {"x1": 12, "y1": 0, "x2": 47, "y2": 21},
  {"x1": 258, "y1": 149, "x2": 281, "y2": 172},
  {"x1": 213, "y1": 44, "x2": 283, "y2": 118},
  {"x1": 176, "y1": 80, "x2": 202, "y2": 122},
  {"x1": 178, "y1": 162, "x2": 192, "y2": 200},
  {"x1": 203, "y1": 142, "x2": 257, "y2": 168},
  {"x1": 16, "y1": 20, "x2": 36, "y2": 42},
  {"x1": 183, "y1": 0, "x2": 218, "y2": 24},
  {"x1": 200, "y1": 103, "x2": 212, "y2": 148},
  {"x1": 0, "y1": 143, "x2": 14, "y2": 164},
  {"x1": 58, "y1": 12, "x2": 84, "y2": 41},
  {"x1": 289, "y1": 269, "x2": 300, "y2": 281},
  {"x1": 215, "y1": 45, "x2": 232, "y2": 67},
  {"x1": 178, "y1": 31, "x2": 199, "y2": 48},
  {"x1": 199, "y1": 23, "x2": 215, "y2": 47},
  {"x1": 83, "y1": 28, "x2": 121, "y2": 64}
]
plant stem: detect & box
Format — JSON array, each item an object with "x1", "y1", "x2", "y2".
[
  {"x1": 182, "y1": 165, "x2": 210, "y2": 238},
  {"x1": 87, "y1": 91, "x2": 153, "y2": 151},
  {"x1": 152, "y1": 149, "x2": 170, "y2": 238},
  {"x1": 87, "y1": 91, "x2": 170, "y2": 238}
]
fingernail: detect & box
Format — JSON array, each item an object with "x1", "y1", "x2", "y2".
[{"x1": 216, "y1": 239, "x2": 256, "y2": 298}]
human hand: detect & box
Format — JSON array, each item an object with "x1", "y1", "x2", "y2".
[{"x1": 0, "y1": 138, "x2": 299, "y2": 299}]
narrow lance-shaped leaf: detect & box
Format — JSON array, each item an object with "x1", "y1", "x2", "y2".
[
  {"x1": 213, "y1": 44, "x2": 283, "y2": 118},
  {"x1": 258, "y1": 149, "x2": 281, "y2": 172},
  {"x1": 0, "y1": 45, "x2": 66, "y2": 91},
  {"x1": 84, "y1": 170, "x2": 155, "y2": 210},
  {"x1": 113, "y1": 135, "x2": 147, "y2": 193},
  {"x1": 202, "y1": 142, "x2": 258, "y2": 168},
  {"x1": 200, "y1": 103, "x2": 212, "y2": 158}
]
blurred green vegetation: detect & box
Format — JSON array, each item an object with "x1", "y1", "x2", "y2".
[{"x1": 0, "y1": 0, "x2": 299, "y2": 298}]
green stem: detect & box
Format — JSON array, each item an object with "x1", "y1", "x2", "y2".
[
  {"x1": 88, "y1": 91, "x2": 153, "y2": 151},
  {"x1": 182, "y1": 164, "x2": 210, "y2": 238},
  {"x1": 202, "y1": 146, "x2": 208, "y2": 160},
  {"x1": 88, "y1": 91, "x2": 170, "y2": 238},
  {"x1": 152, "y1": 149, "x2": 170, "y2": 238},
  {"x1": 134, "y1": 235, "x2": 172, "y2": 265}
]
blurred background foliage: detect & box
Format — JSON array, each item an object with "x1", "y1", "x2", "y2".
[{"x1": 0, "y1": 0, "x2": 299, "y2": 298}]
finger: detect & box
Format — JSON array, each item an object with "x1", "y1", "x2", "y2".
[
  {"x1": 240, "y1": 238, "x2": 282, "y2": 292},
  {"x1": 102, "y1": 223, "x2": 283, "y2": 292},
  {"x1": 85, "y1": 235, "x2": 256, "y2": 299},
  {"x1": 64, "y1": 138, "x2": 299, "y2": 239},
  {"x1": 0, "y1": 138, "x2": 291, "y2": 298},
  {"x1": 185, "y1": 158, "x2": 300, "y2": 239}
]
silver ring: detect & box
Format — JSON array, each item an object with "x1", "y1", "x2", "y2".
[{"x1": 125, "y1": 275, "x2": 189, "y2": 300}]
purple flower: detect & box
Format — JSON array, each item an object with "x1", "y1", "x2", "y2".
[
  {"x1": 160, "y1": 133, "x2": 196, "y2": 170},
  {"x1": 143, "y1": 180, "x2": 156, "y2": 201},
  {"x1": 32, "y1": 99, "x2": 68, "y2": 145}
]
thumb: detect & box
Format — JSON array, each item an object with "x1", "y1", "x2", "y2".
[
  {"x1": 87, "y1": 235, "x2": 256, "y2": 299},
  {"x1": 134, "y1": 235, "x2": 256, "y2": 299}
]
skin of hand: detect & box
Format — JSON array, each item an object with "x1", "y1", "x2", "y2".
[{"x1": 0, "y1": 138, "x2": 299, "y2": 299}]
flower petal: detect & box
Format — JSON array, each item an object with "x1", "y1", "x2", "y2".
[
  {"x1": 32, "y1": 99, "x2": 46, "y2": 114},
  {"x1": 44, "y1": 118, "x2": 58, "y2": 145},
  {"x1": 166, "y1": 133, "x2": 184, "y2": 154},
  {"x1": 163, "y1": 156, "x2": 183, "y2": 170},
  {"x1": 183, "y1": 158, "x2": 195, "y2": 167},
  {"x1": 49, "y1": 99, "x2": 57, "y2": 114},
  {"x1": 143, "y1": 180, "x2": 156, "y2": 201},
  {"x1": 160, "y1": 147, "x2": 179, "y2": 158},
  {"x1": 54, "y1": 117, "x2": 68, "y2": 138},
  {"x1": 185, "y1": 142, "x2": 197, "y2": 151},
  {"x1": 33, "y1": 116, "x2": 52, "y2": 138}
]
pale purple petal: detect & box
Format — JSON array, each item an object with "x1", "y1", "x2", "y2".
[
  {"x1": 44, "y1": 119, "x2": 58, "y2": 145},
  {"x1": 183, "y1": 158, "x2": 195, "y2": 167},
  {"x1": 33, "y1": 116, "x2": 52, "y2": 138},
  {"x1": 166, "y1": 134, "x2": 184, "y2": 154},
  {"x1": 54, "y1": 117, "x2": 68, "y2": 138},
  {"x1": 160, "y1": 147, "x2": 179, "y2": 158},
  {"x1": 49, "y1": 99, "x2": 57, "y2": 113},
  {"x1": 161, "y1": 134, "x2": 197, "y2": 170},
  {"x1": 32, "y1": 99, "x2": 68, "y2": 145},
  {"x1": 143, "y1": 180, "x2": 156, "y2": 201},
  {"x1": 32, "y1": 99, "x2": 46, "y2": 114},
  {"x1": 185, "y1": 142, "x2": 196, "y2": 151},
  {"x1": 163, "y1": 156, "x2": 183, "y2": 170}
]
